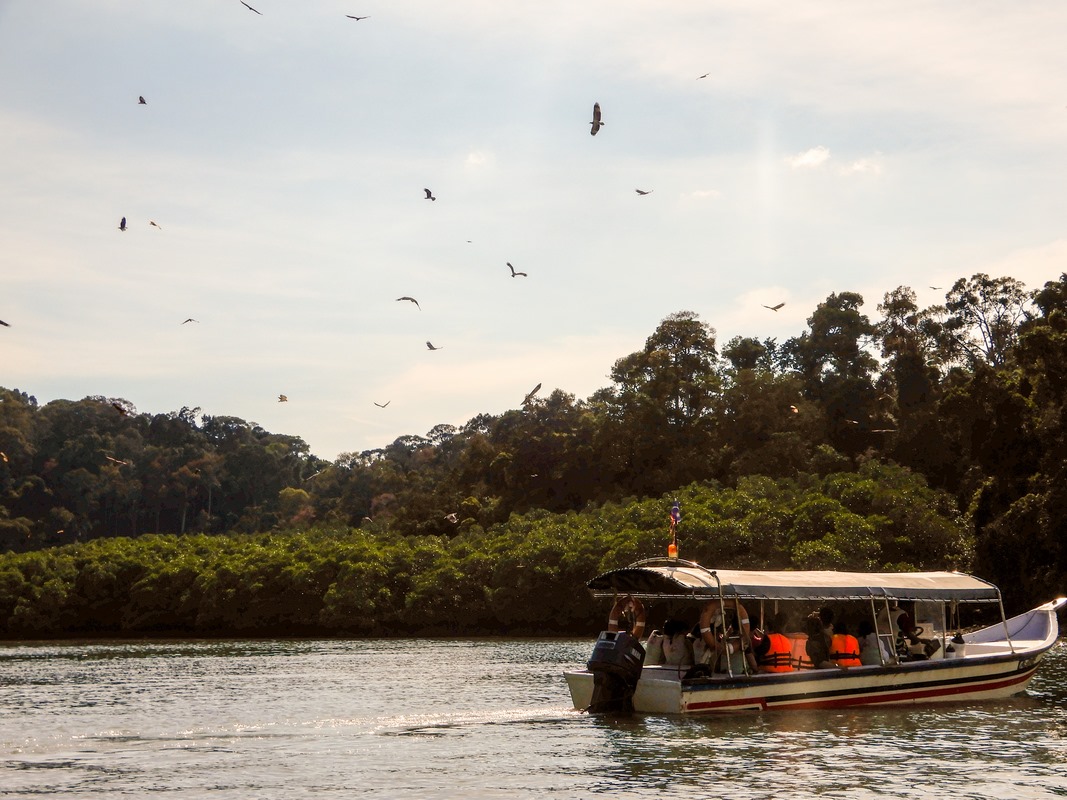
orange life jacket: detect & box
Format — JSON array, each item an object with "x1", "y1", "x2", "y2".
[
  {"x1": 757, "y1": 632, "x2": 795, "y2": 672},
  {"x1": 830, "y1": 633, "x2": 861, "y2": 667}
]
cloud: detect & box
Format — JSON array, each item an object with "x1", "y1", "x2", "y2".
[
  {"x1": 786, "y1": 146, "x2": 830, "y2": 169},
  {"x1": 838, "y1": 156, "x2": 883, "y2": 176},
  {"x1": 465, "y1": 150, "x2": 495, "y2": 168}
]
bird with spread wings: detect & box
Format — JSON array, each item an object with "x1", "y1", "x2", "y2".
[
  {"x1": 522, "y1": 383, "x2": 542, "y2": 406},
  {"x1": 590, "y1": 102, "x2": 603, "y2": 136},
  {"x1": 762, "y1": 302, "x2": 785, "y2": 311},
  {"x1": 397, "y1": 296, "x2": 420, "y2": 309},
  {"x1": 507, "y1": 262, "x2": 527, "y2": 278}
]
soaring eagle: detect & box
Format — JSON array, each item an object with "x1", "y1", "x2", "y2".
[{"x1": 590, "y1": 102, "x2": 603, "y2": 136}]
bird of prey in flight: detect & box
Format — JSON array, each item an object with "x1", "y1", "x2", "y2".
[
  {"x1": 374, "y1": 400, "x2": 391, "y2": 408},
  {"x1": 930, "y1": 286, "x2": 942, "y2": 290},
  {"x1": 346, "y1": 15, "x2": 370, "y2": 20},
  {"x1": 181, "y1": 318, "x2": 199, "y2": 324},
  {"x1": 118, "y1": 217, "x2": 127, "y2": 231},
  {"x1": 590, "y1": 102, "x2": 603, "y2": 136},
  {"x1": 149, "y1": 220, "x2": 162, "y2": 229},
  {"x1": 423, "y1": 188, "x2": 436, "y2": 201},
  {"x1": 635, "y1": 189, "x2": 652, "y2": 195},
  {"x1": 762, "y1": 303, "x2": 785, "y2": 311},
  {"x1": 138, "y1": 96, "x2": 146, "y2": 104},
  {"x1": 396, "y1": 296, "x2": 420, "y2": 309},
  {"x1": 522, "y1": 383, "x2": 542, "y2": 406},
  {"x1": 426, "y1": 341, "x2": 442, "y2": 351},
  {"x1": 697, "y1": 73, "x2": 710, "y2": 80},
  {"x1": 241, "y1": 1, "x2": 262, "y2": 13},
  {"x1": 507, "y1": 262, "x2": 527, "y2": 277},
  {"x1": 0, "y1": 320, "x2": 9, "y2": 327},
  {"x1": 444, "y1": 513, "x2": 459, "y2": 524},
  {"x1": 105, "y1": 455, "x2": 131, "y2": 466},
  {"x1": 278, "y1": 394, "x2": 288, "y2": 402}
]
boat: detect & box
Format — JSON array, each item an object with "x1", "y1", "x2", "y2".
[{"x1": 565, "y1": 557, "x2": 1066, "y2": 714}]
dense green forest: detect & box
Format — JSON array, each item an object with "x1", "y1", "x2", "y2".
[{"x1": 2, "y1": 273, "x2": 1066, "y2": 637}]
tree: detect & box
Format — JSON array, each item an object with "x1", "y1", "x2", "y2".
[{"x1": 938, "y1": 273, "x2": 1031, "y2": 367}]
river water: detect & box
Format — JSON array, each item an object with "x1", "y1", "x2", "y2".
[{"x1": 1, "y1": 637, "x2": 1065, "y2": 799}]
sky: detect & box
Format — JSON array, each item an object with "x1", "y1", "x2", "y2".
[{"x1": 2, "y1": 2, "x2": 1066, "y2": 462}]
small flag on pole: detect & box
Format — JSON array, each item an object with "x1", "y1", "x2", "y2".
[{"x1": 668, "y1": 500, "x2": 680, "y2": 558}]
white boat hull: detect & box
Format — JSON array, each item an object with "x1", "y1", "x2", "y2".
[{"x1": 567, "y1": 599, "x2": 1065, "y2": 715}]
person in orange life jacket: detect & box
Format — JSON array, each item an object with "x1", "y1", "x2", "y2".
[
  {"x1": 698, "y1": 599, "x2": 756, "y2": 672},
  {"x1": 607, "y1": 595, "x2": 646, "y2": 639},
  {"x1": 829, "y1": 621, "x2": 862, "y2": 667},
  {"x1": 751, "y1": 612, "x2": 794, "y2": 673}
]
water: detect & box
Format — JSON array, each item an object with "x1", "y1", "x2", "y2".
[{"x1": 1, "y1": 637, "x2": 1065, "y2": 799}]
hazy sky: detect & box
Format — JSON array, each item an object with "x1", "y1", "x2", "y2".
[{"x1": 2, "y1": 2, "x2": 1065, "y2": 461}]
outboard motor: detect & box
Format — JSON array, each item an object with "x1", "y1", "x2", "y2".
[{"x1": 586, "y1": 630, "x2": 646, "y2": 713}]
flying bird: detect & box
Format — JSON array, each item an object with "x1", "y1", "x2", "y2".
[
  {"x1": 444, "y1": 513, "x2": 459, "y2": 524},
  {"x1": 138, "y1": 96, "x2": 146, "y2": 104},
  {"x1": 149, "y1": 220, "x2": 162, "y2": 229},
  {"x1": 635, "y1": 189, "x2": 653, "y2": 195},
  {"x1": 522, "y1": 383, "x2": 542, "y2": 406},
  {"x1": 118, "y1": 217, "x2": 127, "y2": 231},
  {"x1": 105, "y1": 455, "x2": 131, "y2": 466},
  {"x1": 374, "y1": 401, "x2": 391, "y2": 408},
  {"x1": 241, "y1": 1, "x2": 262, "y2": 13},
  {"x1": 697, "y1": 73, "x2": 710, "y2": 80},
  {"x1": 181, "y1": 318, "x2": 199, "y2": 324},
  {"x1": 423, "y1": 188, "x2": 436, "y2": 201},
  {"x1": 346, "y1": 15, "x2": 370, "y2": 20},
  {"x1": 507, "y1": 262, "x2": 527, "y2": 277},
  {"x1": 789, "y1": 405, "x2": 799, "y2": 414},
  {"x1": 396, "y1": 296, "x2": 420, "y2": 309},
  {"x1": 0, "y1": 320, "x2": 9, "y2": 327},
  {"x1": 111, "y1": 402, "x2": 128, "y2": 416},
  {"x1": 930, "y1": 286, "x2": 942, "y2": 290},
  {"x1": 278, "y1": 394, "x2": 288, "y2": 402},
  {"x1": 590, "y1": 102, "x2": 603, "y2": 136},
  {"x1": 426, "y1": 341, "x2": 442, "y2": 351},
  {"x1": 762, "y1": 303, "x2": 785, "y2": 311}
]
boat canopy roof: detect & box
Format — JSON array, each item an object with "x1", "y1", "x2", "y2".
[{"x1": 586, "y1": 559, "x2": 1002, "y2": 602}]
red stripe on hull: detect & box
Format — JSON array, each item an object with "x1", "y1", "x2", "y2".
[{"x1": 685, "y1": 668, "x2": 1035, "y2": 714}]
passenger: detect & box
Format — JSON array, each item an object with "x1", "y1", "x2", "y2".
[
  {"x1": 800, "y1": 613, "x2": 836, "y2": 669},
  {"x1": 875, "y1": 599, "x2": 907, "y2": 641},
  {"x1": 818, "y1": 606, "x2": 835, "y2": 644},
  {"x1": 698, "y1": 599, "x2": 755, "y2": 673},
  {"x1": 829, "y1": 621, "x2": 862, "y2": 667},
  {"x1": 857, "y1": 618, "x2": 893, "y2": 665},
  {"x1": 660, "y1": 618, "x2": 694, "y2": 666},
  {"x1": 607, "y1": 595, "x2": 646, "y2": 640},
  {"x1": 751, "y1": 612, "x2": 794, "y2": 673}
]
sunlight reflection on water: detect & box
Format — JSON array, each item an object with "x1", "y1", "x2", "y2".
[{"x1": 1, "y1": 638, "x2": 1065, "y2": 798}]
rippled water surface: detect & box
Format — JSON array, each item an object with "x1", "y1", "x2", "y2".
[{"x1": 1, "y1": 637, "x2": 1066, "y2": 798}]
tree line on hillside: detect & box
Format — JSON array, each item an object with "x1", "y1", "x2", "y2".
[
  {"x1": 0, "y1": 465, "x2": 976, "y2": 637},
  {"x1": 1, "y1": 272, "x2": 1066, "y2": 615}
]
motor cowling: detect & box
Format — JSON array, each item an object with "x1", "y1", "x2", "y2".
[{"x1": 586, "y1": 630, "x2": 646, "y2": 713}]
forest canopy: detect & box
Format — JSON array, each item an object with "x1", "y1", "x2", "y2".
[{"x1": 2, "y1": 273, "x2": 1067, "y2": 636}]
